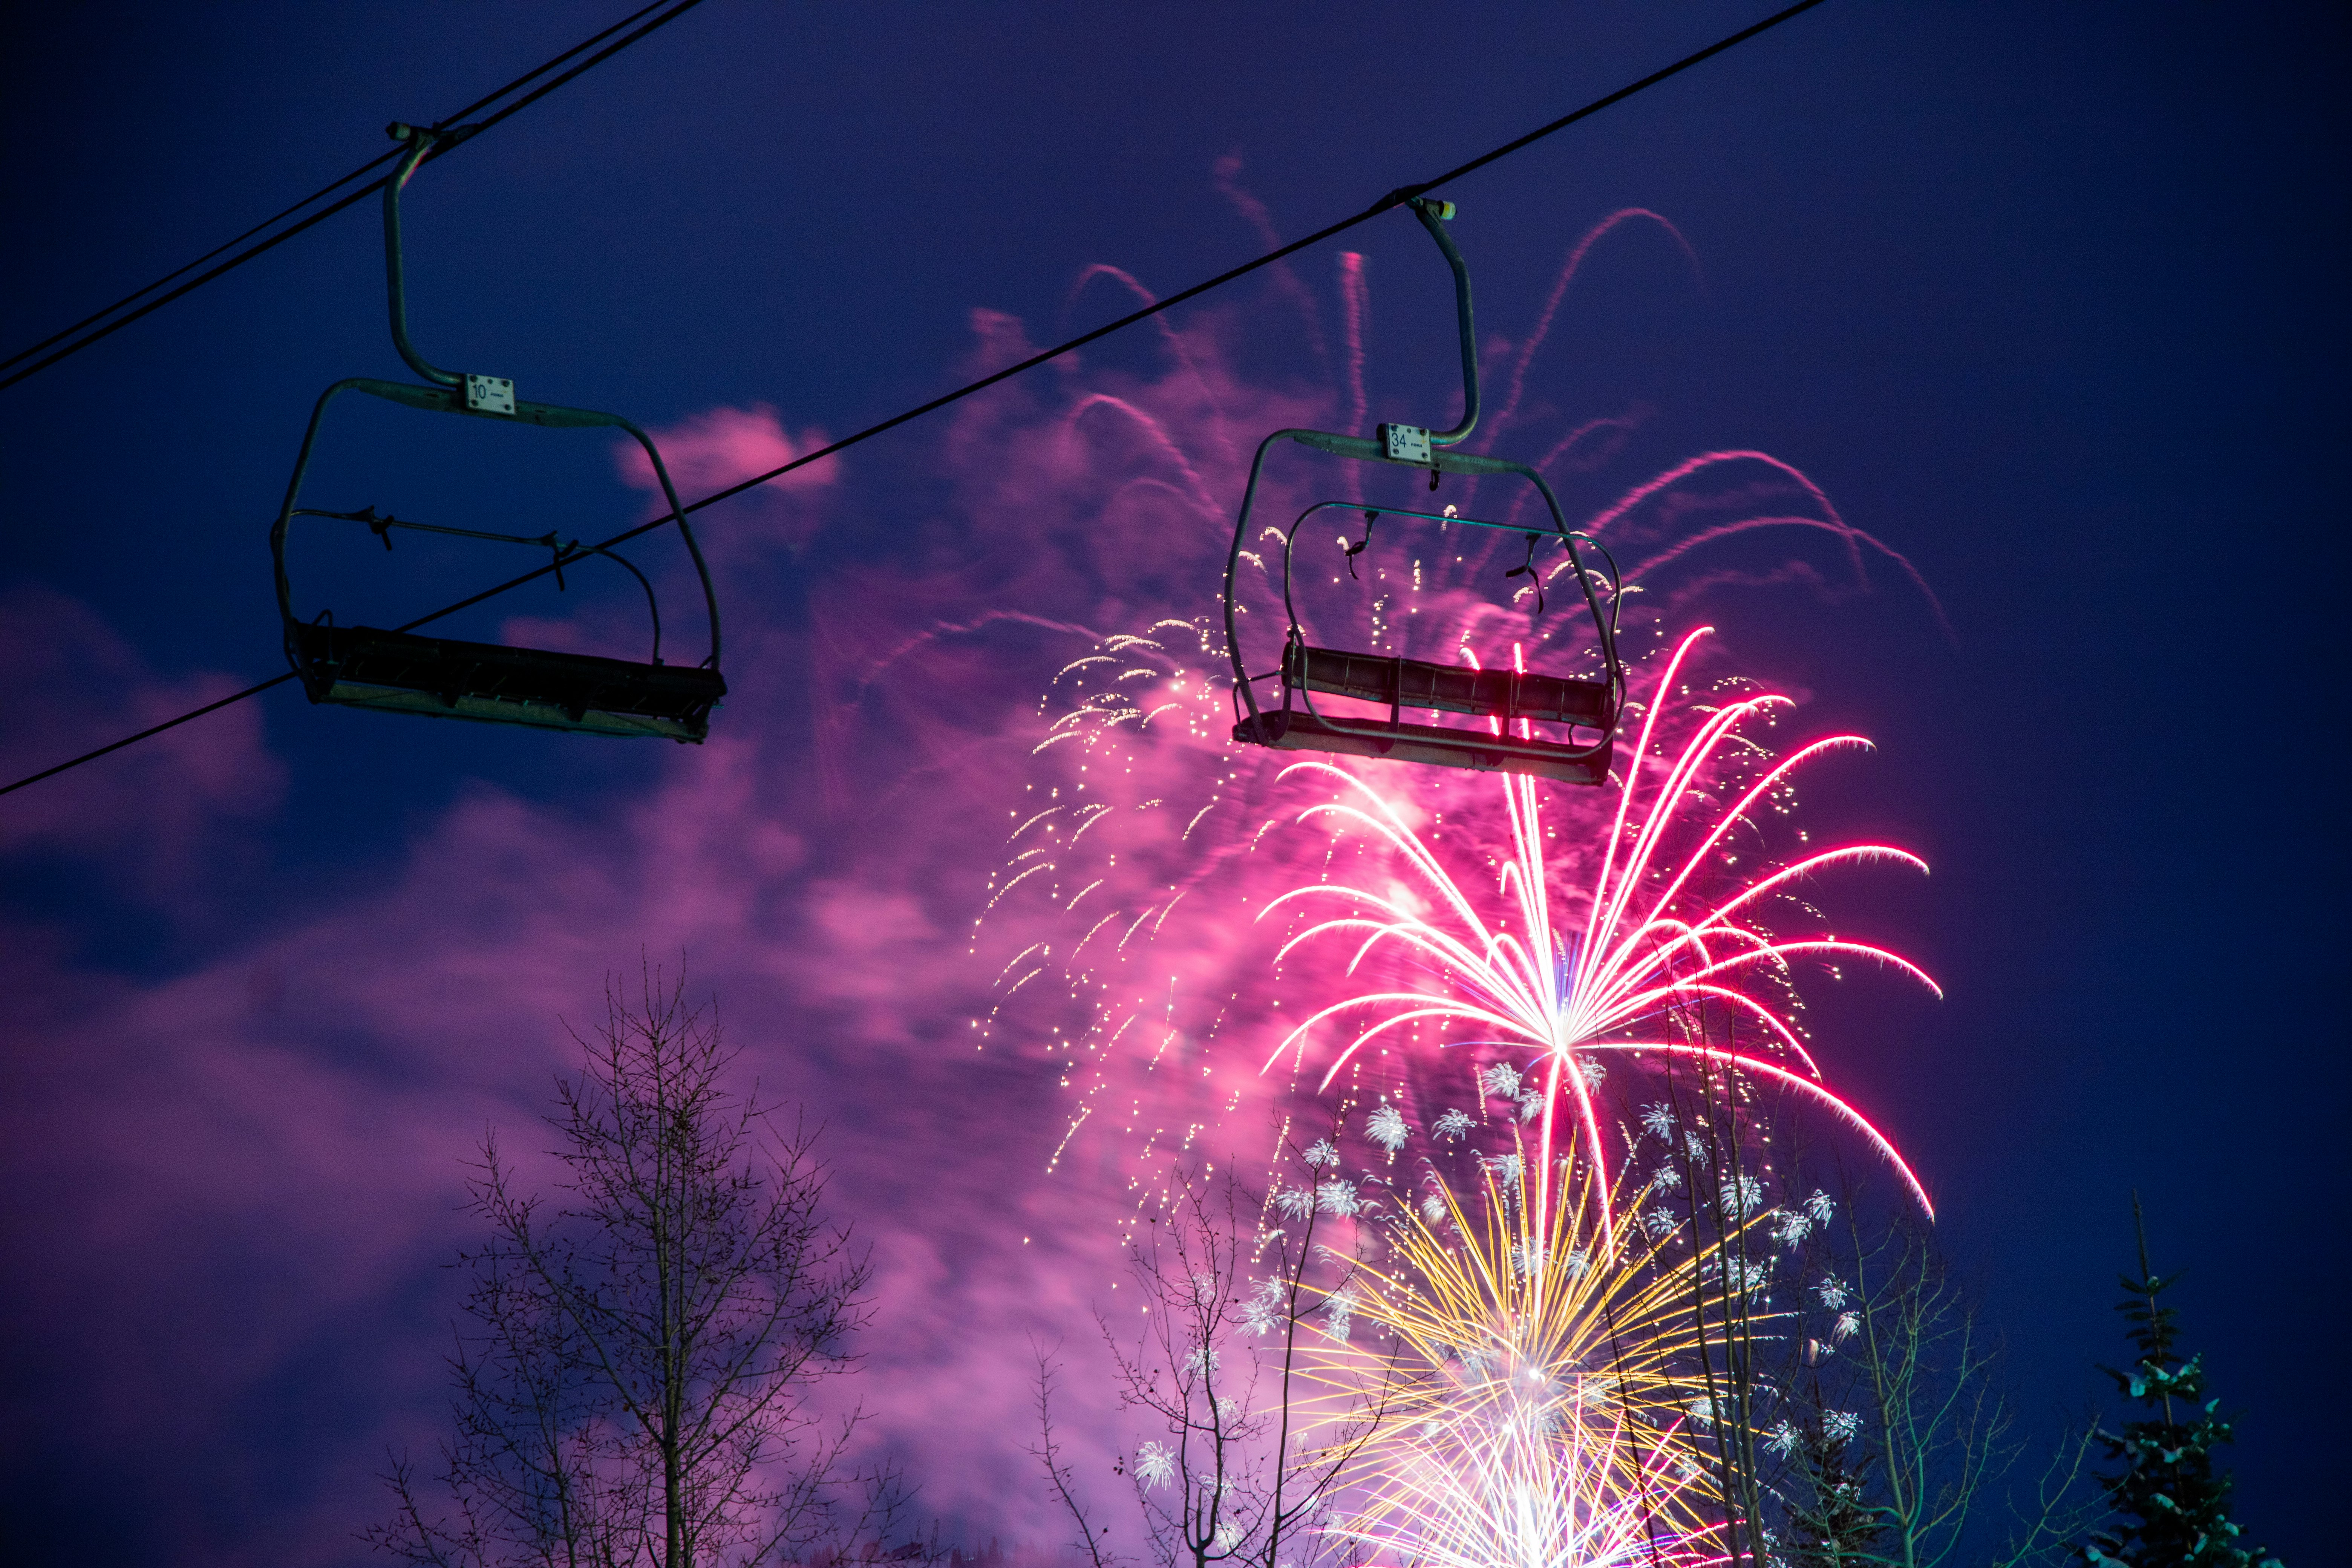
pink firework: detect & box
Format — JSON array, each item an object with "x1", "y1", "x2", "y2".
[{"x1": 1260, "y1": 626, "x2": 1940, "y2": 1231}]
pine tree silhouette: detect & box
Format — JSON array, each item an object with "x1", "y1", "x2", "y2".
[
  {"x1": 2081, "y1": 1198, "x2": 2278, "y2": 1568},
  {"x1": 1786, "y1": 1421, "x2": 1883, "y2": 1568}
]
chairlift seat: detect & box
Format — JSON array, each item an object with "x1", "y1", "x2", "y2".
[
  {"x1": 290, "y1": 623, "x2": 723, "y2": 741},
  {"x1": 1233, "y1": 707, "x2": 1611, "y2": 786},
  {"x1": 267, "y1": 124, "x2": 726, "y2": 746},
  {"x1": 1220, "y1": 198, "x2": 1625, "y2": 786}
]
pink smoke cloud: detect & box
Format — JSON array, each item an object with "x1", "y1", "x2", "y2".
[
  {"x1": 0, "y1": 583, "x2": 283, "y2": 899},
  {"x1": 615, "y1": 401, "x2": 842, "y2": 553}
]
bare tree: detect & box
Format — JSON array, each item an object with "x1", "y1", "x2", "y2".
[
  {"x1": 1762, "y1": 1194, "x2": 2098, "y2": 1568},
  {"x1": 1031, "y1": 1148, "x2": 1397, "y2": 1568},
  {"x1": 369, "y1": 969, "x2": 899, "y2": 1568},
  {"x1": 1629, "y1": 1061, "x2": 2099, "y2": 1568},
  {"x1": 1651, "y1": 1051, "x2": 1779, "y2": 1565}
]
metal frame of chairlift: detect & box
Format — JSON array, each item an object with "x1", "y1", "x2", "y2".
[
  {"x1": 1222, "y1": 198, "x2": 1624, "y2": 786},
  {"x1": 269, "y1": 121, "x2": 725, "y2": 742}
]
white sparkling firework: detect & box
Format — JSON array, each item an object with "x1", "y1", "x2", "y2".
[
  {"x1": 1769, "y1": 1208, "x2": 1813, "y2": 1249},
  {"x1": 1320, "y1": 1285, "x2": 1359, "y2": 1341},
  {"x1": 1366, "y1": 1104, "x2": 1412, "y2": 1152},
  {"x1": 1135, "y1": 1441, "x2": 1175, "y2": 1488},
  {"x1": 1315, "y1": 1180, "x2": 1362, "y2": 1216},
  {"x1": 1705, "y1": 1254, "x2": 1772, "y2": 1299},
  {"x1": 1719, "y1": 1174, "x2": 1764, "y2": 1219}
]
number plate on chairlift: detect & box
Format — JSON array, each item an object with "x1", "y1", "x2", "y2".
[
  {"x1": 1378, "y1": 422, "x2": 1431, "y2": 464},
  {"x1": 465, "y1": 374, "x2": 516, "y2": 415}
]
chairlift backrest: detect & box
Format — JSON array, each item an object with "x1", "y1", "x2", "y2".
[{"x1": 268, "y1": 122, "x2": 724, "y2": 742}]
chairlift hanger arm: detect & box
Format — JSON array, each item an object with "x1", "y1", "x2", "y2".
[
  {"x1": 383, "y1": 125, "x2": 467, "y2": 389},
  {"x1": 1406, "y1": 197, "x2": 1478, "y2": 447}
]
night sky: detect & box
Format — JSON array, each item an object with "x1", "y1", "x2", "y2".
[{"x1": 2, "y1": 4, "x2": 2343, "y2": 1564}]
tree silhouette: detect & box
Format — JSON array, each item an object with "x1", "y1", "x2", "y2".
[
  {"x1": 2081, "y1": 1199, "x2": 2279, "y2": 1568},
  {"x1": 369, "y1": 968, "x2": 899, "y2": 1568}
]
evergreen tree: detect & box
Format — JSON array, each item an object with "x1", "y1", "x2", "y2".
[
  {"x1": 2081, "y1": 1201, "x2": 2279, "y2": 1568},
  {"x1": 1784, "y1": 1421, "x2": 1883, "y2": 1568}
]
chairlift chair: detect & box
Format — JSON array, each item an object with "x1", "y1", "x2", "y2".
[
  {"x1": 269, "y1": 121, "x2": 724, "y2": 741},
  {"x1": 1222, "y1": 198, "x2": 1624, "y2": 785}
]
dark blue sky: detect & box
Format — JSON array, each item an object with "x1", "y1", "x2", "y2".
[{"x1": 2, "y1": 4, "x2": 2343, "y2": 1563}]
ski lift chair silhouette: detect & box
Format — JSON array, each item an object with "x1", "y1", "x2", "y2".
[
  {"x1": 1222, "y1": 197, "x2": 1624, "y2": 785},
  {"x1": 269, "y1": 121, "x2": 725, "y2": 741}
]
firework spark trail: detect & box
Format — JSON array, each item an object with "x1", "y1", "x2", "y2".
[
  {"x1": 1527, "y1": 449, "x2": 1951, "y2": 638},
  {"x1": 1489, "y1": 208, "x2": 1702, "y2": 447},
  {"x1": 1258, "y1": 628, "x2": 1939, "y2": 1230}
]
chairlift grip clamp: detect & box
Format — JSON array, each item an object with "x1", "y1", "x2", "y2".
[{"x1": 386, "y1": 121, "x2": 482, "y2": 153}]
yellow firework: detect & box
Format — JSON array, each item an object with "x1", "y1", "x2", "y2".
[{"x1": 1313, "y1": 1151, "x2": 1753, "y2": 1568}]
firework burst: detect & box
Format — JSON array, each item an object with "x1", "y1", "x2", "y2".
[
  {"x1": 1262, "y1": 626, "x2": 1940, "y2": 1230},
  {"x1": 1308, "y1": 1151, "x2": 1737, "y2": 1568}
]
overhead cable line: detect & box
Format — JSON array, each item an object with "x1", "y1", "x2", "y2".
[
  {"x1": 677, "y1": 0, "x2": 1832, "y2": 520},
  {"x1": 0, "y1": 0, "x2": 1829, "y2": 801},
  {"x1": 0, "y1": 0, "x2": 707, "y2": 392}
]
